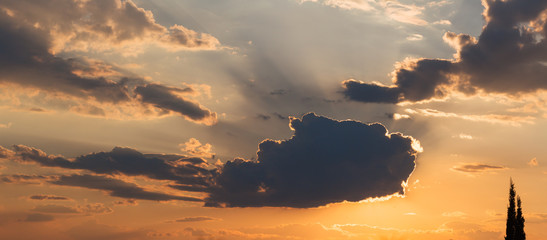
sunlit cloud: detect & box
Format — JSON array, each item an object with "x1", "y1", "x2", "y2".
[
  {"x1": 528, "y1": 157, "x2": 538, "y2": 167},
  {"x1": 406, "y1": 34, "x2": 424, "y2": 41},
  {"x1": 299, "y1": 0, "x2": 429, "y2": 25},
  {"x1": 179, "y1": 138, "x2": 215, "y2": 159},
  {"x1": 405, "y1": 108, "x2": 535, "y2": 126}
]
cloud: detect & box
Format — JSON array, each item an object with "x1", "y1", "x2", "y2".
[
  {"x1": 179, "y1": 138, "x2": 215, "y2": 159},
  {"x1": 301, "y1": 0, "x2": 428, "y2": 25},
  {"x1": 51, "y1": 174, "x2": 204, "y2": 202},
  {"x1": 206, "y1": 113, "x2": 420, "y2": 208},
  {"x1": 29, "y1": 195, "x2": 70, "y2": 201},
  {"x1": 455, "y1": 134, "x2": 473, "y2": 140},
  {"x1": 451, "y1": 163, "x2": 507, "y2": 173},
  {"x1": 0, "y1": 146, "x2": 14, "y2": 158},
  {"x1": 528, "y1": 157, "x2": 538, "y2": 167},
  {"x1": 11, "y1": 145, "x2": 213, "y2": 187},
  {"x1": 24, "y1": 213, "x2": 54, "y2": 222},
  {"x1": 406, "y1": 34, "x2": 424, "y2": 41},
  {"x1": 342, "y1": 0, "x2": 547, "y2": 103},
  {"x1": 0, "y1": 0, "x2": 220, "y2": 54},
  {"x1": 0, "y1": 2, "x2": 217, "y2": 125},
  {"x1": 4, "y1": 113, "x2": 420, "y2": 208},
  {"x1": 135, "y1": 84, "x2": 217, "y2": 125},
  {"x1": 172, "y1": 216, "x2": 220, "y2": 223},
  {"x1": 404, "y1": 108, "x2": 535, "y2": 126},
  {"x1": 0, "y1": 174, "x2": 52, "y2": 184}
]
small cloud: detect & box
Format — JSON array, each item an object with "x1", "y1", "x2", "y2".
[
  {"x1": 387, "y1": 113, "x2": 411, "y2": 120},
  {"x1": 528, "y1": 157, "x2": 538, "y2": 167},
  {"x1": 179, "y1": 138, "x2": 215, "y2": 159},
  {"x1": 0, "y1": 122, "x2": 11, "y2": 128},
  {"x1": 79, "y1": 203, "x2": 113, "y2": 215},
  {"x1": 113, "y1": 199, "x2": 138, "y2": 206},
  {"x1": 404, "y1": 212, "x2": 417, "y2": 216},
  {"x1": 256, "y1": 114, "x2": 271, "y2": 121},
  {"x1": 451, "y1": 163, "x2": 507, "y2": 174},
  {"x1": 454, "y1": 133, "x2": 473, "y2": 140},
  {"x1": 29, "y1": 195, "x2": 70, "y2": 201},
  {"x1": 170, "y1": 216, "x2": 221, "y2": 223},
  {"x1": 406, "y1": 34, "x2": 423, "y2": 41},
  {"x1": 433, "y1": 19, "x2": 452, "y2": 25}
]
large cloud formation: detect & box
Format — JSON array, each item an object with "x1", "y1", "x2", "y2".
[
  {"x1": 206, "y1": 113, "x2": 420, "y2": 208},
  {"x1": 0, "y1": 0, "x2": 217, "y2": 124},
  {"x1": 3, "y1": 113, "x2": 420, "y2": 208},
  {"x1": 343, "y1": 0, "x2": 547, "y2": 103}
]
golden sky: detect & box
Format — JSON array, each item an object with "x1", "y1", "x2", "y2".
[{"x1": 1, "y1": 0, "x2": 547, "y2": 239}]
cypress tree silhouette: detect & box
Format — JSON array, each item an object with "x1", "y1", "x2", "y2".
[
  {"x1": 515, "y1": 196, "x2": 526, "y2": 240},
  {"x1": 505, "y1": 179, "x2": 516, "y2": 240},
  {"x1": 505, "y1": 179, "x2": 525, "y2": 240}
]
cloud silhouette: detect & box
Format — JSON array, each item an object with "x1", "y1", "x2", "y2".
[
  {"x1": 343, "y1": 0, "x2": 547, "y2": 103},
  {"x1": 206, "y1": 113, "x2": 420, "y2": 208},
  {"x1": 12, "y1": 145, "x2": 213, "y2": 188}
]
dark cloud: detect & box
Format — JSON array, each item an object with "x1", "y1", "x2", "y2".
[
  {"x1": 206, "y1": 113, "x2": 420, "y2": 208},
  {"x1": 0, "y1": 3, "x2": 217, "y2": 124},
  {"x1": 172, "y1": 216, "x2": 219, "y2": 223},
  {"x1": 256, "y1": 114, "x2": 271, "y2": 121},
  {"x1": 0, "y1": 174, "x2": 52, "y2": 184},
  {"x1": 451, "y1": 163, "x2": 507, "y2": 173},
  {"x1": 29, "y1": 195, "x2": 70, "y2": 201},
  {"x1": 135, "y1": 84, "x2": 216, "y2": 124},
  {"x1": 24, "y1": 213, "x2": 54, "y2": 222},
  {"x1": 343, "y1": 0, "x2": 547, "y2": 103},
  {"x1": 113, "y1": 199, "x2": 138, "y2": 206},
  {"x1": 50, "y1": 174, "x2": 204, "y2": 202},
  {"x1": 5, "y1": 113, "x2": 420, "y2": 208},
  {"x1": 12, "y1": 145, "x2": 213, "y2": 187}
]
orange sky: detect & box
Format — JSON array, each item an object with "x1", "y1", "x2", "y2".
[{"x1": 1, "y1": 0, "x2": 547, "y2": 239}]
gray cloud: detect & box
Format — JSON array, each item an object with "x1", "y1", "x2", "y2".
[
  {"x1": 206, "y1": 113, "x2": 420, "y2": 208},
  {"x1": 50, "y1": 174, "x2": 204, "y2": 202},
  {"x1": 343, "y1": 0, "x2": 547, "y2": 103},
  {"x1": 29, "y1": 195, "x2": 70, "y2": 201},
  {"x1": 172, "y1": 216, "x2": 220, "y2": 223},
  {"x1": 0, "y1": 2, "x2": 217, "y2": 124},
  {"x1": 12, "y1": 145, "x2": 213, "y2": 187},
  {"x1": 4, "y1": 113, "x2": 420, "y2": 208}
]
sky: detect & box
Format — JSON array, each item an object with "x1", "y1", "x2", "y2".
[{"x1": 1, "y1": 0, "x2": 547, "y2": 239}]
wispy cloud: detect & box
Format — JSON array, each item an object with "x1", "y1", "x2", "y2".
[
  {"x1": 451, "y1": 163, "x2": 507, "y2": 174},
  {"x1": 405, "y1": 108, "x2": 535, "y2": 126}
]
